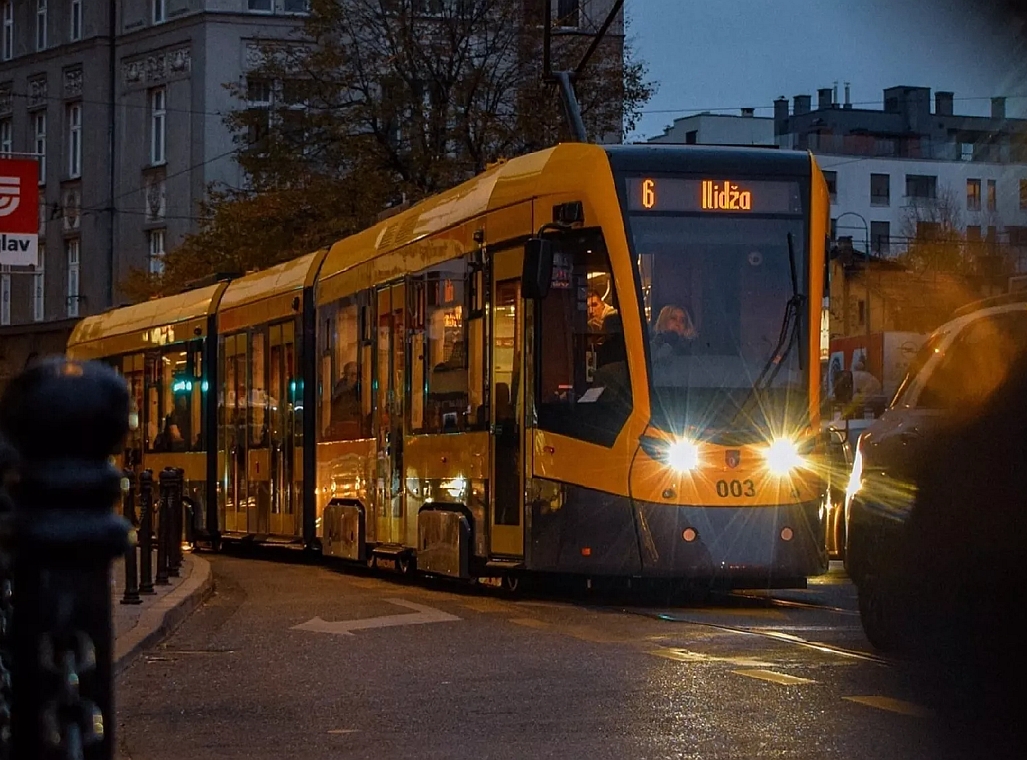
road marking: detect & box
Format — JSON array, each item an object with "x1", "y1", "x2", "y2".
[
  {"x1": 844, "y1": 696, "x2": 933, "y2": 718},
  {"x1": 508, "y1": 617, "x2": 550, "y2": 629},
  {"x1": 650, "y1": 648, "x2": 774, "y2": 668},
  {"x1": 291, "y1": 599, "x2": 460, "y2": 636},
  {"x1": 732, "y1": 669, "x2": 817, "y2": 686}
]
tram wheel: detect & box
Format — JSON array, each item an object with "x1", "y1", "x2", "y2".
[
  {"x1": 502, "y1": 575, "x2": 521, "y2": 594},
  {"x1": 397, "y1": 555, "x2": 412, "y2": 575}
]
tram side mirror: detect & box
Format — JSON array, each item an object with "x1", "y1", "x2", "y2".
[
  {"x1": 832, "y1": 370, "x2": 853, "y2": 405},
  {"x1": 522, "y1": 238, "x2": 554, "y2": 300}
]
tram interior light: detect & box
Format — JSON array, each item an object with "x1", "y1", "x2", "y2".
[
  {"x1": 764, "y1": 438, "x2": 804, "y2": 476},
  {"x1": 666, "y1": 439, "x2": 701, "y2": 472}
]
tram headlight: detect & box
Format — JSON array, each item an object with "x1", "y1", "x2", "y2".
[
  {"x1": 763, "y1": 438, "x2": 805, "y2": 476},
  {"x1": 666, "y1": 439, "x2": 701, "y2": 473}
]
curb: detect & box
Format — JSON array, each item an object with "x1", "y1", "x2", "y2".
[{"x1": 113, "y1": 553, "x2": 214, "y2": 676}]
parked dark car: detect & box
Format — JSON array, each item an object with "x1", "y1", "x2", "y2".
[{"x1": 845, "y1": 295, "x2": 1027, "y2": 651}]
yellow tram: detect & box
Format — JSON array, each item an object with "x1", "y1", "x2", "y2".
[{"x1": 68, "y1": 142, "x2": 832, "y2": 588}]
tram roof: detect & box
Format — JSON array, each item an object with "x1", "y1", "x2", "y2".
[
  {"x1": 317, "y1": 143, "x2": 598, "y2": 285},
  {"x1": 219, "y1": 251, "x2": 327, "y2": 312},
  {"x1": 604, "y1": 144, "x2": 814, "y2": 178},
  {"x1": 66, "y1": 282, "x2": 227, "y2": 358}
]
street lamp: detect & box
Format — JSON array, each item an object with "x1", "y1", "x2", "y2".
[{"x1": 835, "y1": 211, "x2": 871, "y2": 341}]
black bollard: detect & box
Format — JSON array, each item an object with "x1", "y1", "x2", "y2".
[
  {"x1": 155, "y1": 469, "x2": 173, "y2": 586},
  {"x1": 0, "y1": 356, "x2": 132, "y2": 760},
  {"x1": 120, "y1": 470, "x2": 142, "y2": 605},
  {"x1": 137, "y1": 470, "x2": 155, "y2": 595},
  {"x1": 168, "y1": 468, "x2": 184, "y2": 578}
]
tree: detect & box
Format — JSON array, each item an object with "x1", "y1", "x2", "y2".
[
  {"x1": 896, "y1": 183, "x2": 969, "y2": 275},
  {"x1": 124, "y1": 0, "x2": 655, "y2": 299}
]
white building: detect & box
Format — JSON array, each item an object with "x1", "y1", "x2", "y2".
[
  {"x1": 647, "y1": 110, "x2": 775, "y2": 146},
  {"x1": 819, "y1": 154, "x2": 1027, "y2": 263}
]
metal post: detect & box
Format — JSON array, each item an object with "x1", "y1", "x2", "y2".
[
  {"x1": 168, "y1": 468, "x2": 183, "y2": 578},
  {"x1": 156, "y1": 470, "x2": 172, "y2": 586},
  {"x1": 0, "y1": 356, "x2": 132, "y2": 760},
  {"x1": 120, "y1": 470, "x2": 142, "y2": 605},
  {"x1": 138, "y1": 470, "x2": 155, "y2": 595}
]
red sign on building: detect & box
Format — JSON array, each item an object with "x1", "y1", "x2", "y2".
[{"x1": 0, "y1": 157, "x2": 40, "y2": 267}]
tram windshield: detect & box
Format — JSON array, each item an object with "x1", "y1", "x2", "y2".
[{"x1": 625, "y1": 209, "x2": 810, "y2": 438}]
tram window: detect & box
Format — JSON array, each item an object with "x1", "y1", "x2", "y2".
[
  {"x1": 415, "y1": 259, "x2": 473, "y2": 434},
  {"x1": 146, "y1": 345, "x2": 202, "y2": 453},
  {"x1": 251, "y1": 330, "x2": 268, "y2": 447},
  {"x1": 320, "y1": 296, "x2": 367, "y2": 441},
  {"x1": 536, "y1": 229, "x2": 631, "y2": 447},
  {"x1": 122, "y1": 354, "x2": 145, "y2": 463}
]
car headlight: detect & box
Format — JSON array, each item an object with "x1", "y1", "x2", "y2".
[
  {"x1": 764, "y1": 438, "x2": 805, "y2": 476},
  {"x1": 666, "y1": 438, "x2": 701, "y2": 472},
  {"x1": 845, "y1": 446, "x2": 863, "y2": 503}
]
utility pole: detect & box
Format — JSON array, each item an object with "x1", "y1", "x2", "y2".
[{"x1": 543, "y1": 0, "x2": 625, "y2": 143}]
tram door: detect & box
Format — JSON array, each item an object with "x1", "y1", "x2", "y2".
[
  {"x1": 222, "y1": 334, "x2": 248, "y2": 533},
  {"x1": 268, "y1": 321, "x2": 297, "y2": 537},
  {"x1": 374, "y1": 283, "x2": 407, "y2": 545},
  {"x1": 490, "y1": 260, "x2": 525, "y2": 557}
]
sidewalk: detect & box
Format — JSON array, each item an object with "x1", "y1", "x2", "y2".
[{"x1": 111, "y1": 547, "x2": 214, "y2": 675}]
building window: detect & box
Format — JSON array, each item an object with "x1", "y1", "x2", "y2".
[
  {"x1": 905, "y1": 174, "x2": 937, "y2": 200},
  {"x1": 987, "y1": 179, "x2": 997, "y2": 211},
  {"x1": 2, "y1": 1, "x2": 13, "y2": 61},
  {"x1": 830, "y1": 218, "x2": 837, "y2": 240},
  {"x1": 960, "y1": 143, "x2": 974, "y2": 161},
  {"x1": 248, "y1": 0, "x2": 273, "y2": 11},
  {"x1": 245, "y1": 77, "x2": 273, "y2": 148},
  {"x1": 150, "y1": 87, "x2": 166, "y2": 165},
  {"x1": 0, "y1": 117, "x2": 11, "y2": 156},
  {"x1": 153, "y1": 0, "x2": 166, "y2": 24},
  {"x1": 824, "y1": 171, "x2": 837, "y2": 201},
  {"x1": 871, "y1": 221, "x2": 890, "y2": 254},
  {"x1": 685, "y1": 130, "x2": 697, "y2": 145},
  {"x1": 1020, "y1": 179, "x2": 1027, "y2": 210},
  {"x1": 34, "y1": 112, "x2": 46, "y2": 184},
  {"x1": 916, "y1": 221, "x2": 941, "y2": 241},
  {"x1": 1, "y1": 266, "x2": 10, "y2": 326},
  {"x1": 556, "y1": 0, "x2": 580, "y2": 27},
  {"x1": 36, "y1": 0, "x2": 47, "y2": 51},
  {"x1": 66, "y1": 238, "x2": 79, "y2": 318},
  {"x1": 870, "y1": 173, "x2": 890, "y2": 206},
  {"x1": 967, "y1": 178, "x2": 981, "y2": 211},
  {"x1": 283, "y1": 0, "x2": 310, "y2": 11},
  {"x1": 32, "y1": 252, "x2": 44, "y2": 322},
  {"x1": 966, "y1": 225, "x2": 981, "y2": 242},
  {"x1": 71, "y1": 0, "x2": 81, "y2": 40},
  {"x1": 67, "y1": 102, "x2": 81, "y2": 178},
  {"x1": 148, "y1": 229, "x2": 165, "y2": 274}
]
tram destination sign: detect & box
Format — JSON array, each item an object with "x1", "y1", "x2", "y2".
[
  {"x1": 0, "y1": 158, "x2": 40, "y2": 266},
  {"x1": 625, "y1": 176, "x2": 802, "y2": 215}
]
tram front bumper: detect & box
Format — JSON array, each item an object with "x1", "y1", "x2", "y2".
[{"x1": 528, "y1": 484, "x2": 828, "y2": 583}]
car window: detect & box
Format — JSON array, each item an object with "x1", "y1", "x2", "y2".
[
  {"x1": 916, "y1": 310, "x2": 1027, "y2": 410},
  {"x1": 891, "y1": 331, "x2": 946, "y2": 408}
]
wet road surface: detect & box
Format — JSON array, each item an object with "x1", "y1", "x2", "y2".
[{"x1": 115, "y1": 553, "x2": 1008, "y2": 759}]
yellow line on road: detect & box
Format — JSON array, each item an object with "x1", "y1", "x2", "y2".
[
  {"x1": 843, "y1": 696, "x2": 933, "y2": 717},
  {"x1": 649, "y1": 648, "x2": 774, "y2": 668},
  {"x1": 732, "y1": 669, "x2": 816, "y2": 685}
]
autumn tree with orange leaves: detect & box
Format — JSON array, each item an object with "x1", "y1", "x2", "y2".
[{"x1": 123, "y1": 0, "x2": 654, "y2": 300}]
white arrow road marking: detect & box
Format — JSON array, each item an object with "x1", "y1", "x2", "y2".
[{"x1": 291, "y1": 598, "x2": 461, "y2": 636}]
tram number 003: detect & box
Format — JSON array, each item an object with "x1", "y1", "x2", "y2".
[{"x1": 715, "y1": 479, "x2": 756, "y2": 498}]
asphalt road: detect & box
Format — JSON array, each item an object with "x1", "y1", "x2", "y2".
[{"x1": 114, "y1": 553, "x2": 1014, "y2": 759}]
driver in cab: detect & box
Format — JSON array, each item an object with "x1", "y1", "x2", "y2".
[{"x1": 651, "y1": 304, "x2": 697, "y2": 359}]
